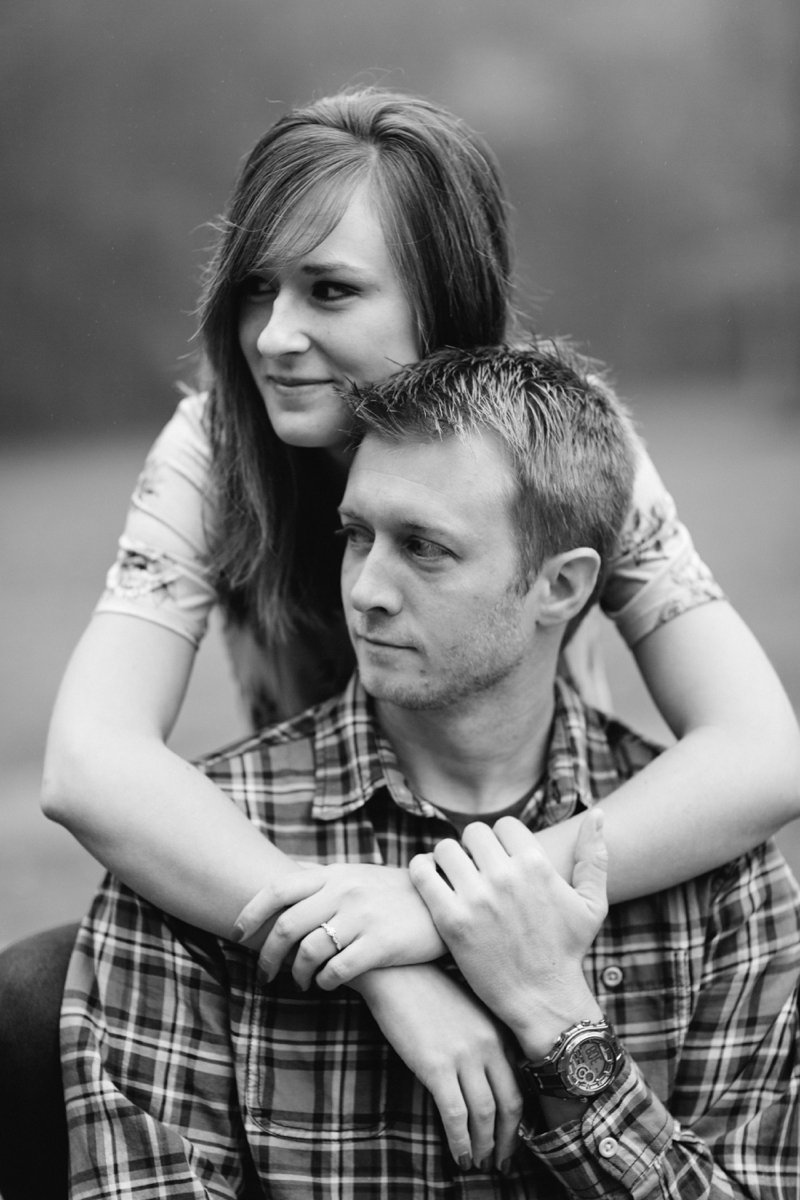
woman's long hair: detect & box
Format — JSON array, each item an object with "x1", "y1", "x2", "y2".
[{"x1": 199, "y1": 87, "x2": 515, "y2": 641}]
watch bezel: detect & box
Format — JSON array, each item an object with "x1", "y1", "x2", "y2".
[{"x1": 521, "y1": 1019, "x2": 623, "y2": 1101}]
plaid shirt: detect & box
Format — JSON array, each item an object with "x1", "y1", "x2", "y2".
[{"x1": 62, "y1": 676, "x2": 800, "y2": 1199}]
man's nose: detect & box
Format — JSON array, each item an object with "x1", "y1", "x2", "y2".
[
  {"x1": 347, "y1": 547, "x2": 402, "y2": 616},
  {"x1": 255, "y1": 291, "x2": 311, "y2": 357}
]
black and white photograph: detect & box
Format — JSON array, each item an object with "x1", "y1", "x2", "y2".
[{"x1": 2, "y1": 3, "x2": 799, "y2": 1196}]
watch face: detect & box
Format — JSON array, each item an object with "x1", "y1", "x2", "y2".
[{"x1": 562, "y1": 1035, "x2": 617, "y2": 1095}]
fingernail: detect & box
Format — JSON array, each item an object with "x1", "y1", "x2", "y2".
[
  {"x1": 232, "y1": 923, "x2": 245, "y2": 943},
  {"x1": 457, "y1": 1153, "x2": 472, "y2": 1171},
  {"x1": 500, "y1": 1157, "x2": 513, "y2": 1176},
  {"x1": 478, "y1": 1155, "x2": 493, "y2": 1172}
]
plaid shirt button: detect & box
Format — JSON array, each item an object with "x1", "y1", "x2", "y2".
[
  {"x1": 601, "y1": 965, "x2": 624, "y2": 988},
  {"x1": 598, "y1": 1136, "x2": 619, "y2": 1158}
]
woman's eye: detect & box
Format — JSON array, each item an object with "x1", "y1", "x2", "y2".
[
  {"x1": 313, "y1": 281, "x2": 356, "y2": 303},
  {"x1": 242, "y1": 275, "x2": 276, "y2": 301}
]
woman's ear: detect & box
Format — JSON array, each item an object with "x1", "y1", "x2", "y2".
[{"x1": 533, "y1": 548, "x2": 601, "y2": 627}]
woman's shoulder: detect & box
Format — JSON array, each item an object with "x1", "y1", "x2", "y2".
[
  {"x1": 141, "y1": 388, "x2": 213, "y2": 487},
  {"x1": 159, "y1": 388, "x2": 211, "y2": 451}
]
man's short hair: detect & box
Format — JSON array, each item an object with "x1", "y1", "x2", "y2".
[{"x1": 349, "y1": 342, "x2": 637, "y2": 601}]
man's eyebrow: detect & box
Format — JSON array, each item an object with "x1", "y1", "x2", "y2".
[{"x1": 338, "y1": 504, "x2": 454, "y2": 540}]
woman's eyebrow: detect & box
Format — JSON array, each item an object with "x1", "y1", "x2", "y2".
[{"x1": 301, "y1": 261, "x2": 370, "y2": 279}]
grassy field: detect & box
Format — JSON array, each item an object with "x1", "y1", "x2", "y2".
[{"x1": 1, "y1": 376, "x2": 799, "y2": 949}]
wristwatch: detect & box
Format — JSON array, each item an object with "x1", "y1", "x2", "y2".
[{"x1": 519, "y1": 1018, "x2": 623, "y2": 1102}]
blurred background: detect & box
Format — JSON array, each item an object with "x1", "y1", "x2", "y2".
[{"x1": 2, "y1": 0, "x2": 799, "y2": 948}]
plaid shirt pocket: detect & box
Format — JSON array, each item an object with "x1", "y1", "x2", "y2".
[
  {"x1": 588, "y1": 942, "x2": 692, "y2": 1103},
  {"x1": 242, "y1": 976, "x2": 394, "y2": 1139}
]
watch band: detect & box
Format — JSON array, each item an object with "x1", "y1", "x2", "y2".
[{"x1": 519, "y1": 1018, "x2": 623, "y2": 1102}]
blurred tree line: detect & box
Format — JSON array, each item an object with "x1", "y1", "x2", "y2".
[{"x1": 3, "y1": 0, "x2": 798, "y2": 437}]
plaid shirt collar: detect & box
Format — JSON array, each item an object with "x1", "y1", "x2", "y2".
[{"x1": 310, "y1": 673, "x2": 595, "y2": 828}]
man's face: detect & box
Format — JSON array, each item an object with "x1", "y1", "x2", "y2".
[{"x1": 339, "y1": 430, "x2": 541, "y2": 711}]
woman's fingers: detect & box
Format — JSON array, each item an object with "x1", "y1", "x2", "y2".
[
  {"x1": 287, "y1": 923, "x2": 348, "y2": 990},
  {"x1": 258, "y1": 891, "x2": 342, "y2": 981},
  {"x1": 432, "y1": 1060, "x2": 521, "y2": 1175},
  {"x1": 461, "y1": 1068, "x2": 499, "y2": 1172},
  {"x1": 234, "y1": 867, "x2": 326, "y2": 943},
  {"x1": 429, "y1": 1076, "x2": 473, "y2": 1169},
  {"x1": 487, "y1": 1057, "x2": 524, "y2": 1172}
]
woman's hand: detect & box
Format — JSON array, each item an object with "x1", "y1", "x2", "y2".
[
  {"x1": 235, "y1": 862, "x2": 446, "y2": 988},
  {"x1": 353, "y1": 964, "x2": 523, "y2": 1174}
]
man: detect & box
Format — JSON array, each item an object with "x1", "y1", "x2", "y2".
[{"x1": 62, "y1": 345, "x2": 800, "y2": 1198}]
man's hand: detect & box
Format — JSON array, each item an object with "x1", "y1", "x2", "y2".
[
  {"x1": 234, "y1": 863, "x2": 445, "y2": 989},
  {"x1": 353, "y1": 964, "x2": 523, "y2": 1174},
  {"x1": 409, "y1": 810, "x2": 608, "y2": 1057}
]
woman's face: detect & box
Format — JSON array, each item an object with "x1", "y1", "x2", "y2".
[{"x1": 238, "y1": 185, "x2": 420, "y2": 451}]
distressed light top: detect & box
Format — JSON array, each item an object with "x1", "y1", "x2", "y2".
[{"x1": 95, "y1": 393, "x2": 724, "y2": 721}]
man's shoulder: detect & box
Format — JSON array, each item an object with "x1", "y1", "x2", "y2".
[
  {"x1": 559, "y1": 683, "x2": 666, "y2": 803},
  {"x1": 191, "y1": 679, "x2": 375, "y2": 807},
  {"x1": 193, "y1": 693, "x2": 339, "y2": 786},
  {"x1": 588, "y1": 708, "x2": 665, "y2": 788}
]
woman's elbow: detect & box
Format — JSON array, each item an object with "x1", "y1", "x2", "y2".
[
  {"x1": 774, "y1": 725, "x2": 800, "y2": 821},
  {"x1": 42, "y1": 730, "x2": 83, "y2": 826},
  {"x1": 41, "y1": 719, "x2": 111, "y2": 830},
  {"x1": 730, "y1": 710, "x2": 800, "y2": 825}
]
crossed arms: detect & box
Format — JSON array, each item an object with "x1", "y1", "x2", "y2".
[{"x1": 233, "y1": 813, "x2": 800, "y2": 1195}]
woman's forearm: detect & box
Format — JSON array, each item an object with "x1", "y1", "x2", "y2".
[
  {"x1": 536, "y1": 724, "x2": 798, "y2": 904},
  {"x1": 42, "y1": 614, "x2": 304, "y2": 939},
  {"x1": 43, "y1": 728, "x2": 301, "y2": 937},
  {"x1": 539, "y1": 602, "x2": 800, "y2": 904}
]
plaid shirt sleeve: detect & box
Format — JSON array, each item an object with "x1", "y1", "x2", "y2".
[
  {"x1": 62, "y1": 877, "x2": 255, "y2": 1200},
  {"x1": 522, "y1": 842, "x2": 800, "y2": 1198}
]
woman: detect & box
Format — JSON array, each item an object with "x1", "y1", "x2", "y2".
[{"x1": 1, "y1": 88, "x2": 797, "y2": 1196}]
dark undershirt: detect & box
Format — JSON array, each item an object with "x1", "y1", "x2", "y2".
[{"x1": 432, "y1": 778, "x2": 543, "y2": 838}]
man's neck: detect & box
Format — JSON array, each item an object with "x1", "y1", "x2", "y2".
[{"x1": 375, "y1": 681, "x2": 555, "y2": 818}]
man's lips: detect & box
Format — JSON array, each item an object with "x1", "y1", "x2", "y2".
[{"x1": 354, "y1": 630, "x2": 416, "y2": 652}]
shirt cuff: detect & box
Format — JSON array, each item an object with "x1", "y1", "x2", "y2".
[{"x1": 521, "y1": 1057, "x2": 678, "y2": 1199}]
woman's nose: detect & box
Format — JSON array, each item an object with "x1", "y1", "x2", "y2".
[{"x1": 255, "y1": 291, "x2": 311, "y2": 357}]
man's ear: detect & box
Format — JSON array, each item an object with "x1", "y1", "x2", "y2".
[{"x1": 532, "y1": 548, "x2": 601, "y2": 626}]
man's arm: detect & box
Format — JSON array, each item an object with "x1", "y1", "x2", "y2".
[
  {"x1": 410, "y1": 815, "x2": 800, "y2": 1198},
  {"x1": 409, "y1": 811, "x2": 609, "y2": 1087}
]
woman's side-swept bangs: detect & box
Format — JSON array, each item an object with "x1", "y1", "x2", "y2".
[
  {"x1": 226, "y1": 129, "x2": 377, "y2": 287},
  {"x1": 200, "y1": 134, "x2": 374, "y2": 372}
]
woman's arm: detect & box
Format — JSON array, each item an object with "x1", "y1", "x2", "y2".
[
  {"x1": 537, "y1": 600, "x2": 800, "y2": 903},
  {"x1": 237, "y1": 600, "x2": 800, "y2": 974},
  {"x1": 552, "y1": 435, "x2": 800, "y2": 902},
  {"x1": 351, "y1": 965, "x2": 523, "y2": 1172},
  {"x1": 42, "y1": 613, "x2": 308, "y2": 935},
  {"x1": 233, "y1": 600, "x2": 800, "y2": 972}
]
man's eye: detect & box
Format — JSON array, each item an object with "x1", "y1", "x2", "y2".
[
  {"x1": 337, "y1": 525, "x2": 372, "y2": 550},
  {"x1": 406, "y1": 537, "x2": 449, "y2": 562}
]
